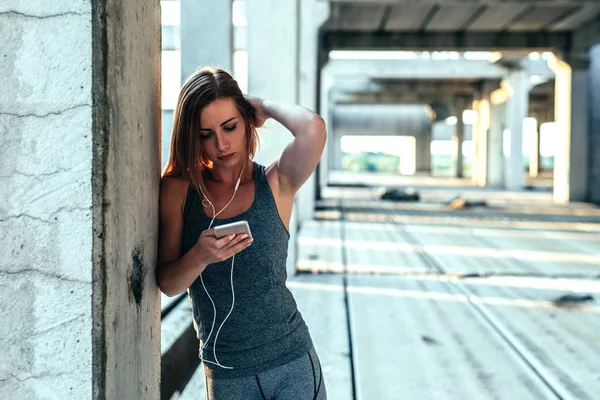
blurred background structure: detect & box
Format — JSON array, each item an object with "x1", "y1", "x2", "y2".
[{"x1": 2, "y1": 0, "x2": 600, "y2": 399}]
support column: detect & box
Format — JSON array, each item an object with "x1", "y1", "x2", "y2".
[
  {"x1": 590, "y1": 44, "x2": 600, "y2": 203},
  {"x1": 454, "y1": 97, "x2": 468, "y2": 178},
  {"x1": 472, "y1": 82, "x2": 494, "y2": 186},
  {"x1": 528, "y1": 114, "x2": 540, "y2": 178},
  {"x1": 319, "y1": 70, "x2": 333, "y2": 191},
  {"x1": 332, "y1": 130, "x2": 344, "y2": 170},
  {"x1": 181, "y1": 0, "x2": 231, "y2": 81},
  {"x1": 488, "y1": 98, "x2": 506, "y2": 187},
  {"x1": 247, "y1": 0, "x2": 298, "y2": 276},
  {"x1": 1, "y1": 2, "x2": 161, "y2": 398},
  {"x1": 504, "y1": 70, "x2": 528, "y2": 191},
  {"x1": 296, "y1": 0, "x2": 330, "y2": 222},
  {"x1": 415, "y1": 122, "x2": 432, "y2": 174},
  {"x1": 549, "y1": 56, "x2": 589, "y2": 203}
]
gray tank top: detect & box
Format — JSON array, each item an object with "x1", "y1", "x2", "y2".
[{"x1": 182, "y1": 162, "x2": 312, "y2": 379}]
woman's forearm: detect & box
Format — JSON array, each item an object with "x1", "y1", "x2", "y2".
[
  {"x1": 157, "y1": 245, "x2": 208, "y2": 297},
  {"x1": 261, "y1": 99, "x2": 324, "y2": 138}
]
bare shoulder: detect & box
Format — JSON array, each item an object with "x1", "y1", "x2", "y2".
[{"x1": 160, "y1": 175, "x2": 190, "y2": 215}]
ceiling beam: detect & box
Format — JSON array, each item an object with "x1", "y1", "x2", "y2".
[
  {"x1": 333, "y1": 80, "x2": 484, "y2": 94},
  {"x1": 323, "y1": 31, "x2": 570, "y2": 52},
  {"x1": 325, "y1": 58, "x2": 509, "y2": 79}
]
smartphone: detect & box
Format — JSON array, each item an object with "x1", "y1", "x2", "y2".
[{"x1": 213, "y1": 220, "x2": 253, "y2": 240}]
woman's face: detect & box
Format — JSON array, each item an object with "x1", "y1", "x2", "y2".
[{"x1": 199, "y1": 98, "x2": 248, "y2": 168}]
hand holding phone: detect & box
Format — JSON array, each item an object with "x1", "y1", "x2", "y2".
[
  {"x1": 213, "y1": 220, "x2": 253, "y2": 240},
  {"x1": 195, "y1": 221, "x2": 253, "y2": 266}
]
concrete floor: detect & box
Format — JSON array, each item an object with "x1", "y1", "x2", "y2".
[{"x1": 292, "y1": 187, "x2": 600, "y2": 400}]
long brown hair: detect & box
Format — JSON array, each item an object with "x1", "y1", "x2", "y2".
[{"x1": 161, "y1": 67, "x2": 259, "y2": 189}]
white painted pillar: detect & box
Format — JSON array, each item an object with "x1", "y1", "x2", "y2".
[
  {"x1": 332, "y1": 131, "x2": 344, "y2": 171},
  {"x1": 567, "y1": 69, "x2": 589, "y2": 202},
  {"x1": 319, "y1": 70, "x2": 334, "y2": 191},
  {"x1": 247, "y1": 0, "x2": 298, "y2": 276},
  {"x1": 472, "y1": 83, "x2": 493, "y2": 186},
  {"x1": 454, "y1": 98, "x2": 468, "y2": 178},
  {"x1": 488, "y1": 100, "x2": 506, "y2": 187},
  {"x1": 504, "y1": 70, "x2": 528, "y2": 191},
  {"x1": 528, "y1": 115, "x2": 540, "y2": 178},
  {"x1": 296, "y1": 0, "x2": 330, "y2": 222},
  {"x1": 549, "y1": 56, "x2": 589, "y2": 203},
  {"x1": 181, "y1": 0, "x2": 232, "y2": 80},
  {"x1": 1, "y1": 2, "x2": 161, "y2": 398},
  {"x1": 247, "y1": 0, "x2": 297, "y2": 162}
]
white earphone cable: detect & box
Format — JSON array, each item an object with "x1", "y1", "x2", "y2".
[{"x1": 196, "y1": 164, "x2": 245, "y2": 371}]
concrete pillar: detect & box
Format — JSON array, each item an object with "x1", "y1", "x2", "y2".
[
  {"x1": 528, "y1": 114, "x2": 541, "y2": 178},
  {"x1": 1, "y1": 2, "x2": 161, "y2": 399},
  {"x1": 296, "y1": 0, "x2": 330, "y2": 222},
  {"x1": 472, "y1": 82, "x2": 494, "y2": 186},
  {"x1": 454, "y1": 97, "x2": 468, "y2": 178},
  {"x1": 590, "y1": 44, "x2": 600, "y2": 203},
  {"x1": 319, "y1": 70, "x2": 333, "y2": 191},
  {"x1": 488, "y1": 100, "x2": 506, "y2": 187},
  {"x1": 415, "y1": 123, "x2": 432, "y2": 174},
  {"x1": 247, "y1": 0, "x2": 298, "y2": 276},
  {"x1": 332, "y1": 130, "x2": 344, "y2": 171},
  {"x1": 549, "y1": 56, "x2": 589, "y2": 203},
  {"x1": 181, "y1": 0, "x2": 231, "y2": 81},
  {"x1": 504, "y1": 70, "x2": 528, "y2": 191}
]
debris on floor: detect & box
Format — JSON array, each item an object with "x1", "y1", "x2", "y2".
[
  {"x1": 448, "y1": 196, "x2": 488, "y2": 209},
  {"x1": 379, "y1": 187, "x2": 420, "y2": 202},
  {"x1": 552, "y1": 293, "x2": 595, "y2": 306}
]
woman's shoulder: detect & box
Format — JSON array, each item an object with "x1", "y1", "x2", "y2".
[
  {"x1": 160, "y1": 175, "x2": 191, "y2": 215},
  {"x1": 161, "y1": 174, "x2": 190, "y2": 192}
]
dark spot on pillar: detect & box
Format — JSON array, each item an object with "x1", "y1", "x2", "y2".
[
  {"x1": 421, "y1": 335, "x2": 440, "y2": 346},
  {"x1": 129, "y1": 248, "x2": 147, "y2": 306}
]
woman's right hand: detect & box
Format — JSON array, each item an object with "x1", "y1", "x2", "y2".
[{"x1": 194, "y1": 229, "x2": 253, "y2": 266}]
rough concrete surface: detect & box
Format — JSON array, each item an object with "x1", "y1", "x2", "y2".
[
  {"x1": 92, "y1": 0, "x2": 162, "y2": 399},
  {"x1": 0, "y1": 2, "x2": 94, "y2": 399},
  {"x1": 0, "y1": 0, "x2": 161, "y2": 399}
]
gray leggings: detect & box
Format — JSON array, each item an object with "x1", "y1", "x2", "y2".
[{"x1": 205, "y1": 347, "x2": 327, "y2": 400}]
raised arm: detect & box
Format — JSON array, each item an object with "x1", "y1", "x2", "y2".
[{"x1": 248, "y1": 97, "x2": 327, "y2": 194}]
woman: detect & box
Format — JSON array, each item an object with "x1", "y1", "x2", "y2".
[{"x1": 157, "y1": 67, "x2": 327, "y2": 400}]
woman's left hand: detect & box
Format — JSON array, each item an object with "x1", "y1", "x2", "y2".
[{"x1": 245, "y1": 95, "x2": 269, "y2": 128}]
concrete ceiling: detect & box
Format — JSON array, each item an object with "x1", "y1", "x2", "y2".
[{"x1": 323, "y1": 1, "x2": 600, "y2": 33}]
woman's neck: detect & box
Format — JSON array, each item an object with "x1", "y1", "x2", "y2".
[{"x1": 204, "y1": 159, "x2": 252, "y2": 187}]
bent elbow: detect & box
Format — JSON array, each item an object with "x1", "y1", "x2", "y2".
[
  {"x1": 159, "y1": 283, "x2": 182, "y2": 298},
  {"x1": 312, "y1": 115, "x2": 327, "y2": 146},
  {"x1": 156, "y1": 266, "x2": 177, "y2": 297},
  {"x1": 157, "y1": 280, "x2": 172, "y2": 297}
]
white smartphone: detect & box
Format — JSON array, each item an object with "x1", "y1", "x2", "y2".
[{"x1": 213, "y1": 220, "x2": 253, "y2": 239}]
